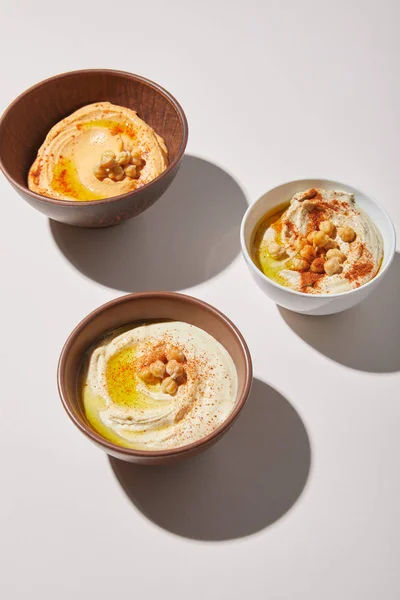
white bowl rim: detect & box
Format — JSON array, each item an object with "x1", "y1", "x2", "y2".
[{"x1": 240, "y1": 177, "x2": 397, "y2": 300}]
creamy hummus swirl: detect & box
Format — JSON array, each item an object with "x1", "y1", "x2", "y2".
[
  {"x1": 256, "y1": 189, "x2": 384, "y2": 294},
  {"x1": 82, "y1": 322, "x2": 238, "y2": 451},
  {"x1": 28, "y1": 102, "x2": 168, "y2": 201}
]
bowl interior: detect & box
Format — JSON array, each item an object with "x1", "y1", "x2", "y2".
[
  {"x1": 0, "y1": 70, "x2": 186, "y2": 190},
  {"x1": 243, "y1": 178, "x2": 396, "y2": 278},
  {"x1": 59, "y1": 294, "x2": 251, "y2": 453}
]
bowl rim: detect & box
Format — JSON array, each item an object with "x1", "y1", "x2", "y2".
[
  {"x1": 240, "y1": 177, "x2": 397, "y2": 299},
  {"x1": 57, "y1": 291, "x2": 253, "y2": 458},
  {"x1": 0, "y1": 68, "x2": 189, "y2": 207}
]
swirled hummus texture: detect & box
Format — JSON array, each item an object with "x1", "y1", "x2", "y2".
[
  {"x1": 28, "y1": 102, "x2": 168, "y2": 201},
  {"x1": 82, "y1": 322, "x2": 238, "y2": 450},
  {"x1": 253, "y1": 188, "x2": 384, "y2": 294}
]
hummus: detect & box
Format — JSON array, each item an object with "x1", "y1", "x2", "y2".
[
  {"x1": 28, "y1": 102, "x2": 168, "y2": 201},
  {"x1": 82, "y1": 321, "x2": 238, "y2": 451},
  {"x1": 253, "y1": 188, "x2": 384, "y2": 294}
]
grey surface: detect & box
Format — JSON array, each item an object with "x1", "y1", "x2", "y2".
[{"x1": 1, "y1": 1, "x2": 400, "y2": 599}]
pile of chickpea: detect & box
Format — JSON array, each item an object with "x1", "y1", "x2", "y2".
[
  {"x1": 93, "y1": 148, "x2": 143, "y2": 182},
  {"x1": 138, "y1": 347, "x2": 187, "y2": 396},
  {"x1": 268, "y1": 220, "x2": 357, "y2": 276}
]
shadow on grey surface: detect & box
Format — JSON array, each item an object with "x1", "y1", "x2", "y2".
[
  {"x1": 49, "y1": 155, "x2": 247, "y2": 292},
  {"x1": 109, "y1": 378, "x2": 311, "y2": 541},
  {"x1": 279, "y1": 252, "x2": 400, "y2": 373}
]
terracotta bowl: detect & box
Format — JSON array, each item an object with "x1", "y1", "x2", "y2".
[
  {"x1": 58, "y1": 292, "x2": 253, "y2": 465},
  {"x1": 0, "y1": 69, "x2": 188, "y2": 228}
]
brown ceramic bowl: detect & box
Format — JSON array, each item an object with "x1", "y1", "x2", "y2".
[
  {"x1": 58, "y1": 292, "x2": 253, "y2": 465},
  {"x1": 0, "y1": 69, "x2": 188, "y2": 228}
]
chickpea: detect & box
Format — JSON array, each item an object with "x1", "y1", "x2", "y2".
[
  {"x1": 326, "y1": 249, "x2": 346, "y2": 263},
  {"x1": 338, "y1": 226, "x2": 356, "y2": 243},
  {"x1": 300, "y1": 188, "x2": 318, "y2": 201},
  {"x1": 295, "y1": 237, "x2": 308, "y2": 252},
  {"x1": 162, "y1": 377, "x2": 178, "y2": 396},
  {"x1": 166, "y1": 348, "x2": 186, "y2": 363},
  {"x1": 166, "y1": 359, "x2": 185, "y2": 380},
  {"x1": 267, "y1": 241, "x2": 287, "y2": 260},
  {"x1": 319, "y1": 220, "x2": 335, "y2": 236},
  {"x1": 300, "y1": 244, "x2": 316, "y2": 261},
  {"x1": 100, "y1": 150, "x2": 116, "y2": 168},
  {"x1": 324, "y1": 257, "x2": 341, "y2": 276},
  {"x1": 93, "y1": 164, "x2": 106, "y2": 180},
  {"x1": 313, "y1": 231, "x2": 330, "y2": 248},
  {"x1": 149, "y1": 360, "x2": 166, "y2": 379},
  {"x1": 115, "y1": 165, "x2": 125, "y2": 181},
  {"x1": 138, "y1": 367, "x2": 157, "y2": 384},
  {"x1": 310, "y1": 258, "x2": 325, "y2": 273},
  {"x1": 292, "y1": 257, "x2": 309, "y2": 272},
  {"x1": 130, "y1": 149, "x2": 142, "y2": 166},
  {"x1": 151, "y1": 345, "x2": 167, "y2": 364},
  {"x1": 124, "y1": 164, "x2": 138, "y2": 179},
  {"x1": 116, "y1": 150, "x2": 131, "y2": 166},
  {"x1": 307, "y1": 231, "x2": 317, "y2": 244},
  {"x1": 109, "y1": 165, "x2": 125, "y2": 181},
  {"x1": 323, "y1": 239, "x2": 339, "y2": 251}
]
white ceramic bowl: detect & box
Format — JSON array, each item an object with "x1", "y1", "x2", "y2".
[{"x1": 240, "y1": 178, "x2": 396, "y2": 315}]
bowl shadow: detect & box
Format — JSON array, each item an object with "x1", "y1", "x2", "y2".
[
  {"x1": 49, "y1": 155, "x2": 247, "y2": 292},
  {"x1": 109, "y1": 378, "x2": 311, "y2": 541},
  {"x1": 279, "y1": 252, "x2": 400, "y2": 373}
]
